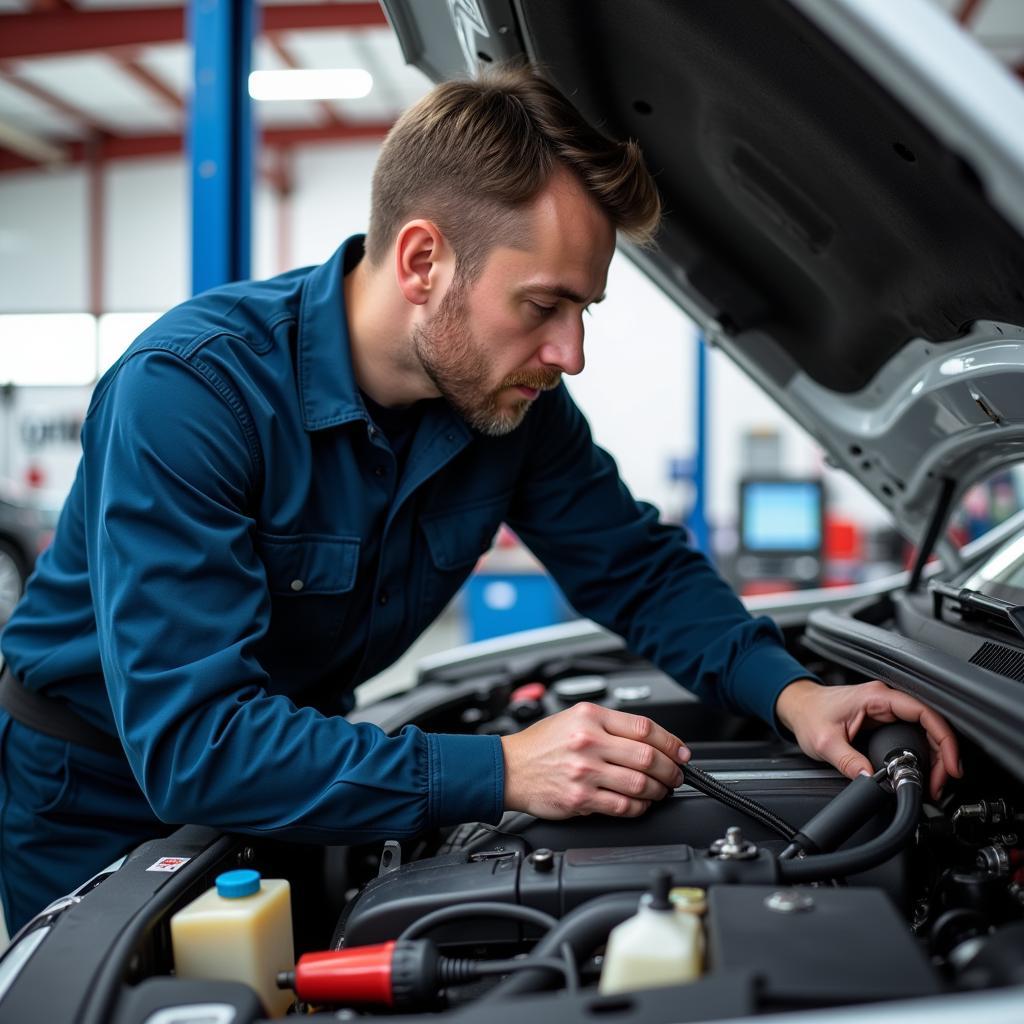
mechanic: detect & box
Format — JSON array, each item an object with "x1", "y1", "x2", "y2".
[{"x1": 0, "y1": 66, "x2": 961, "y2": 934}]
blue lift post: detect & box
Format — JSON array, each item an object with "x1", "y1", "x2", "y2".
[
  {"x1": 188, "y1": 0, "x2": 258, "y2": 294},
  {"x1": 685, "y1": 332, "x2": 711, "y2": 557}
]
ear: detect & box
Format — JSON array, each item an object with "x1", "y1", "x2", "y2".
[{"x1": 394, "y1": 220, "x2": 451, "y2": 307}]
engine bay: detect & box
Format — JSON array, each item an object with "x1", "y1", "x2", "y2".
[{"x1": 4, "y1": 638, "x2": 1024, "y2": 1023}]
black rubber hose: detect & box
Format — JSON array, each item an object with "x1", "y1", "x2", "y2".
[
  {"x1": 683, "y1": 764, "x2": 798, "y2": 841},
  {"x1": 777, "y1": 780, "x2": 921, "y2": 883},
  {"x1": 397, "y1": 902, "x2": 558, "y2": 941},
  {"x1": 437, "y1": 955, "x2": 571, "y2": 986},
  {"x1": 779, "y1": 772, "x2": 891, "y2": 859},
  {"x1": 479, "y1": 893, "x2": 642, "y2": 1001}
]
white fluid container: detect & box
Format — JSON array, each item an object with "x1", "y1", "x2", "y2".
[
  {"x1": 599, "y1": 877, "x2": 703, "y2": 995},
  {"x1": 170, "y1": 869, "x2": 295, "y2": 1018}
]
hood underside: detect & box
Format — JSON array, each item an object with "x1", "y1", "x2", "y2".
[{"x1": 383, "y1": 0, "x2": 1024, "y2": 542}]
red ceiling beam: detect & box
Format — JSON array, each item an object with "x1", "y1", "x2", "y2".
[
  {"x1": 956, "y1": 0, "x2": 985, "y2": 26},
  {"x1": 0, "y1": 151, "x2": 38, "y2": 173},
  {"x1": 0, "y1": 65, "x2": 105, "y2": 134},
  {"x1": 269, "y1": 120, "x2": 391, "y2": 146},
  {"x1": 0, "y1": 120, "x2": 392, "y2": 172},
  {"x1": 0, "y1": 3, "x2": 387, "y2": 61},
  {"x1": 116, "y1": 57, "x2": 184, "y2": 113},
  {"x1": 266, "y1": 3, "x2": 386, "y2": 32}
]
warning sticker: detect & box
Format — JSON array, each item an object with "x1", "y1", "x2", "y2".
[{"x1": 146, "y1": 856, "x2": 191, "y2": 873}]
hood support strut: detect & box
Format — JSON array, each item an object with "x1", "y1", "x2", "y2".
[{"x1": 907, "y1": 477, "x2": 957, "y2": 593}]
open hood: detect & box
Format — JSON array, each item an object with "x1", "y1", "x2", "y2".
[{"x1": 381, "y1": 0, "x2": 1024, "y2": 544}]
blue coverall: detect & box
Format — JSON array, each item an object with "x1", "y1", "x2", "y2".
[{"x1": 0, "y1": 236, "x2": 812, "y2": 932}]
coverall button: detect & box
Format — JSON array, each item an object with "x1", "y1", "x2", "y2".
[
  {"x1": 373, "y1": 466, "x2": 385, "y2": 477},
  {"x1": 446, "y1": 432, "x2": 455, "y2": 442},
  {"x1": 290, "y1": 579, "x2": 304, "y2": 592},
  {"x1": 378, "y1": 590, "x2": 389, "y2": 606}
]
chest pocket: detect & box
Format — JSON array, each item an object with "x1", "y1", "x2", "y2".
[
  {"x1": 419, "y1": 495, "x2": 509, "y2": 619},
  {"x1": 258, "y1": 532, "x2": 360, "y2": 595},
  {"x1": 256, "y1": 532, "x2": 361, "y2": 661}
]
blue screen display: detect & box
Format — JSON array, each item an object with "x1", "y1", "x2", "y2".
[{"x1": 742, "y1": 481, "x2": 822, "y2": 552}]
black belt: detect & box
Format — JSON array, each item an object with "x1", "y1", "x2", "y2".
[{"x1": 0, "y1": 666, "x2": 124, "y2": 758}]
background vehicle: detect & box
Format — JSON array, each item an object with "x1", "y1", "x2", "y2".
[{"x1": 0, "y1": 479, "x2": 55, "y2": 626}]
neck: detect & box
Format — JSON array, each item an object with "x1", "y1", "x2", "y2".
[{"x1": 344, "y1": 256, "x2": 437, "y2": 408}]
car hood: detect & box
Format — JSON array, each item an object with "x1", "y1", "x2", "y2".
[{"x1": 382, "y1": 0, "x2": 1024, "y2": 543}]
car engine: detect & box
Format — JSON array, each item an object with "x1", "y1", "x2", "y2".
[
  {"x1": 5, "y1": 637, "x2": 1024, "y2": 1023},
  {"x1": 263, "y1": 645, "x2": 1024, "y2": 1019}
]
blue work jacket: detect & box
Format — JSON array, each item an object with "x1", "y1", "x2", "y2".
[{"x1": 1, "y1": 235, "x2": 813, "y2": 843}]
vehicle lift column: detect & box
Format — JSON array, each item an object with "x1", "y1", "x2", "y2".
[{"x1": 188, "y1": 0, "x2": 258, "y2": 294}]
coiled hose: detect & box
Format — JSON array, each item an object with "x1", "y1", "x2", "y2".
[{"x1": 777, "y1": 778, "x2": 921, "y2": 883}]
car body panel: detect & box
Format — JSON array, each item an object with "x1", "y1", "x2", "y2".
[{"x1": 383, "y1": 0, "x2": 1024, "y2": 544}]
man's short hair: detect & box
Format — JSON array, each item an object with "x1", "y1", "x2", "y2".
[{"x1": 365, "y1": 64, "x2": 661, "y2": 279}]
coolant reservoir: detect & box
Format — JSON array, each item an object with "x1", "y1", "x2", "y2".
[
  {"x1": 599, "y1": 875, "x2": 704, "y2": 994},
  {"x1": 170, "y1": 869, "x2": 295, "y2": 1017}
]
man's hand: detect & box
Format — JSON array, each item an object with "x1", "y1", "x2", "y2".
[
  {"x1": 500, "y1": 702, "x2": 690, "y2": 819},
  {"x1": 775, "y1": 678, "x2": 962, "y2": 800}
]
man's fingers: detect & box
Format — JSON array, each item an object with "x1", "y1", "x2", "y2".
[
  {"x1": 819, "y1": 735, "x2": 873, "y2": 781},
  {"x1": 878, "y1": 688, "x2": 961, "y2": 777},
  {"x1": 602, "y1": 735, "x2": 683, "y2": 789},
  {"x1": 590, "y1": 790, "x2": 651, "y2": 817},
  {"x1": 598, "y1": 707, "x2": 689, "y2": 764},
  {"x1": 929, "y1": 758, "x2": 949, "y2": 802},
  {"x1": 594, "y1": 764, "x2": 674, "y2": 803}
]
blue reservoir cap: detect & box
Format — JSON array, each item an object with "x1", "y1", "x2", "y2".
[{"x1": 216, "y1": 869, "x2": 261, "y2": 899}]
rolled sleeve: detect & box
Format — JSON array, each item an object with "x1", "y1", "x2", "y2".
[{"x1": 427, "y1": 732, "x2": 505, "y2": 826}]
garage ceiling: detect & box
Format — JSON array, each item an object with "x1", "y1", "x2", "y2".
[
  {"x1": 0, "y1": 0, "x2": 1020, "y2": 175},
  {"x1": 0, "y1": 0, "x2": 431, "y2": 172}
]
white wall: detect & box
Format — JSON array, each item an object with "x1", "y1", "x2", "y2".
[
  {"x1": 0, "y1": 167, "x2": 88, "y2": 312},
  {"x1": 104, "y1": 158, "x2": 188, "y2": 312},
  {"x1": 0, "y1": 145, "x2": 879, "y2": 533},
  {"x1": 289, "y1": 143, "x2": 379, "y2": 268},
  {"x1": 565, "y1": 253, "x2": 693, "y2": 516}
]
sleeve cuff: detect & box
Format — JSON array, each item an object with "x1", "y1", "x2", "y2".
[
  {"x1": 426, "y1": 732, "x2": 505, "y2": 827},
  {"x1": 728, "y1": 640, "x2": 821, "y2": 734}
]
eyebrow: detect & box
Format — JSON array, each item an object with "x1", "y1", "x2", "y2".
[{"x1": 522, "y1": 284, "x2": 607, "y2": 306}]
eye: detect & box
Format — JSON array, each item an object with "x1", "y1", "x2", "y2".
[{"x1": 528, "y1": 301, "x2": 556, "y2": 317}]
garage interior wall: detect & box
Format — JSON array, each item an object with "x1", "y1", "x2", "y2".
[{"x1": 0, "y1": 141, "x2": 888, "y2": 534}]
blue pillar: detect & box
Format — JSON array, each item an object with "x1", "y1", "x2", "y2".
[
  {"x1": 685, "y1": 332, "x2": 711, "y2": 557},
  {"x1": 188, "y1": 0, "x2": 257, "y2": 294}
]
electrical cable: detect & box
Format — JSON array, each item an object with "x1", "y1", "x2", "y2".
[
  {"x1": 683, "y1": 763, "x2": 798, "y2": 841},
  {"x1": 448, "y1": 957, "x2": 572, "y2": 985},
  {"x1": 559, "y1": 941, "x2": 579, "y2": 994},
  {"x1": 397, "y1": 902, "x2": 557, "y2": 942},
  {"x1": 480, "y1": 893, "x2": 642, "y2": 1001}
]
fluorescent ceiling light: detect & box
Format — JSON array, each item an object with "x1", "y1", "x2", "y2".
[{"x1": 248, "y1": 69, "x2": 373, "y2": 102}]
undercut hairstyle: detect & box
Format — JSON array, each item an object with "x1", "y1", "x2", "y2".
[{"x1": 364, "y1": 64, "x2": 662, "y2": 281}]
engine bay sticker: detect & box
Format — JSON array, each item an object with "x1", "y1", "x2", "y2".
[{"x1": 146, "y1": 856, "x2": 191, "y2": 873}]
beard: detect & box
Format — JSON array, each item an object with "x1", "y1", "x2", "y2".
[{"x1": 412, "y1": 275, "x2": 561, "y2": 437}]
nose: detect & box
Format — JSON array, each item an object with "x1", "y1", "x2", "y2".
[{"x1": 537, "y1": 316, "x2": 585, "y2": 376}]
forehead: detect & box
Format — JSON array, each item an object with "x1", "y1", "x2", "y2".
[{"x1": 477, "y1": 170, "x2": 616, "y2": 298}]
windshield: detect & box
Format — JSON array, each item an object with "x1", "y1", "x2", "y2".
[{"x1": 962, "y1": 529, "x2": 1024, "y2": 605}]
